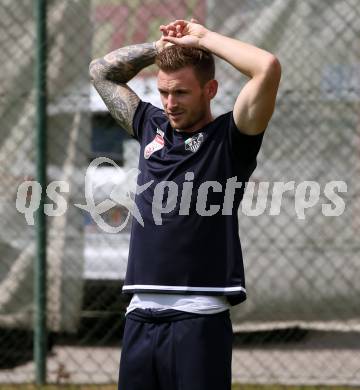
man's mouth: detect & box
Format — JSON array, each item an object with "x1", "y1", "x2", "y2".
[{"x1": 168, "y1": 112, "x2": 184, "y2": 119}]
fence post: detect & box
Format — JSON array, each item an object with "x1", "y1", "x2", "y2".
[{"x1": 34, "y1": 0, "x2": 48, "y2": 385}]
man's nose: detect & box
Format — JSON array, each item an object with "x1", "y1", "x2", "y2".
[{"x1": 167, "y1": 94, "x2": 178, "y2": 110}]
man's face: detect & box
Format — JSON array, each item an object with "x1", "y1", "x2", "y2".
[{"x1": 157, "y1": 67, "x2": 211, "y2": 131}]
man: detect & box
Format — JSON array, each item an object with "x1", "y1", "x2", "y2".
[{"x1": 90, "y1": 18, "x2": 281, "y2": 390}]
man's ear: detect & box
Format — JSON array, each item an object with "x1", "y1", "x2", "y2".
[{"x1": 205, "y1": 79, "x2": 218, "y2": 100}]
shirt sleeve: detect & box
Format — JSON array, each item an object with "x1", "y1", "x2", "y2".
[
  {"x1": 132, "y1": 101, "x2": 164, "y2": 143},
  {"x1": 228, "y1": 112, "x2": 265, "y2": 165}
]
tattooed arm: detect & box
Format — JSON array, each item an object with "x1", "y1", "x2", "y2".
[{"x1": 89, "y1": 42, "x2": 160, "y2": 136}]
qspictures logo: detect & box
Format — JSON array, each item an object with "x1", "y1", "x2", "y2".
[{"x1": 15, "y1": 157, "x2": 348, "y2": 233}]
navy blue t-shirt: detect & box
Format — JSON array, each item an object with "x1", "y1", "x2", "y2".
[{"x1": 122, "y1": 101, "x2": 264, "y2": 305}]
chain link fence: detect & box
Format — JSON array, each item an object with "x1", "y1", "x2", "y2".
[{"x1": 0, "y1": 0, "x2": 359, "y2": 386}]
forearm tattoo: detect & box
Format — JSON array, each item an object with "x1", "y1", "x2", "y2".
[{"x1": 89, "y1": 42, "x2": 157, "y2": 135}]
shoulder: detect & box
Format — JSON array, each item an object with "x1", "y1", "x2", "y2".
[
  {"x1": 133, "y1": 101, "x2": 168, "y2": 141},
  {"x1": 135, "y1": 101, "x2": 165, "y2": 120}
]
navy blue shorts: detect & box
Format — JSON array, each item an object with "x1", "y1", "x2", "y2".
[{"x1": 118, "y1": 308, "x2": 233, "y2": 390}]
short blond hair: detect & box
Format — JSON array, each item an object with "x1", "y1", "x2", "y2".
[{"x1": 155, "y1": 46, "x2": 215, "y2": 86}]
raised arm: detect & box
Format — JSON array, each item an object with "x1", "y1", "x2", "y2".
[
  {"x1": 161, "y1": 20, "x2": 281, "y2": 135},
  {"x1": 89, "y1": 42, "x2": 163, "y2": 136}
]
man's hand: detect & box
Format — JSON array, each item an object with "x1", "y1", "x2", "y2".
[
  {"x1": 155, "y1": 35, "x2": 173, "y2": 52},
  {"x1": 155, "y1": 22, "x2": 182, "y2": 52},
  {"x1": 159, "y1": 19, "x2": 210, "y2": 49}
]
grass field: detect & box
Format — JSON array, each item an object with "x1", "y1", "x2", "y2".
[{"x1": 0, "y1": 385, "x2": 359, "y2": 390}]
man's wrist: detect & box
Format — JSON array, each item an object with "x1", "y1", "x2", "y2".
[
  {"x1": 154, "y1": 40, "x2": 163, "y2": 53},
  {"x1": 154, "y1": 39, "x2": 174, "y2": 54},
  {"x1": 198, "y1": 29, "x2": 215, "y2": 51}
]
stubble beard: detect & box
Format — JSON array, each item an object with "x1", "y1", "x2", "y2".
[{"x1": 170, "y1": 105, "x2": 207, "y2": 132}]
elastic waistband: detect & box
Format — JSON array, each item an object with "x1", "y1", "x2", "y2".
[{"x1": 127, "y1": 308, "x2": 229, "y2": 323}]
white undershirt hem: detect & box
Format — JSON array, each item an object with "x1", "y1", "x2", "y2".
[{"x1": 126, "y1": 293, "x2": 231, "y2": 316}]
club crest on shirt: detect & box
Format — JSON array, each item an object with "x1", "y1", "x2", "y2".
[
  {"x1": 185, "y1": 133, "x2": 204, "y2": 153},
  {"x1": 144, "y1": 128, "x2": 165, "y2": 159}
]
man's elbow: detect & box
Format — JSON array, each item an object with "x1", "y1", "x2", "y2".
[
  {"x1": 89, "y1": 58, "x2": 104, "y2": 83},
  {"x1": 264, "y1": 55, "x2": 282, "y2": 84}
]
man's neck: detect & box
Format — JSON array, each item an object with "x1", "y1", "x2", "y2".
[{"x1": 176, "y1": 113, "x2": 214, "y2": 133}]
